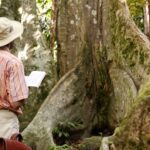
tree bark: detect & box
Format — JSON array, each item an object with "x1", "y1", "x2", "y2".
[
  {"x1": 100, "y1": 0, "x2": 150, "y2": 149},
  {"x1": 0, "y1": 0, "x2": 21, "y2": 19},
  {"x1": 144, "y1": 0, "x2": 150, "y2": 37},
  {"x1": 22, "y1": 0, "x2": 150, "y2": 150},
  {"x1": 22, "y1": 0, "x2": 113, "y2": 149},
  {"x1": 109, "y1": 80, "x2": 150, "y2": 150},
  {"x1": 18, "y1": 0, "x2": 57, "y2": 130}
]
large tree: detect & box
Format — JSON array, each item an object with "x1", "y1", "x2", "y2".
[
  {"x1": 144, "y1": 0, "x2": 150, "y2": 37},
  {"x1": 22, "y1": 0, "x2": 150, "y2": 150}
]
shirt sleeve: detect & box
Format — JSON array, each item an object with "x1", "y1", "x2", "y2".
[{"x1": 7, "y1": 60, "x2": 29, "y2": 102}]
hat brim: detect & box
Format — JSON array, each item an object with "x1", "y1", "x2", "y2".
[{"x1": 0, "y1": 20, "x2": 23, "y2": 47}]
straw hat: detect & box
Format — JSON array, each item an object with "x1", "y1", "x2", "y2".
[{"x1": 0, "y1": 17, "x2": 23, "y2": 47}]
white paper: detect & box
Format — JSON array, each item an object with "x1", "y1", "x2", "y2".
[{"x1": 25, "y1": 71, "x2": 46, "y2": 88}]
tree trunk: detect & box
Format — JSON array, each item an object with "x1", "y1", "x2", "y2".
[
  {"x1": 100, "y1": 0, "x2": 150, "y2": 149},
  {"x1": 22, "y1": 0, "x2": 150, "y2": 150},
  {"x1": 18, "y1": 0, "x2": 57, "y2": 130},
  {"x1": 144, "y1": 0, "x2": 150, "y2": 37},
  {"x1": 22, "y1": 0, "x2": 113, "y2": 149},
  {"x1": 20, "y1": 0, "x2": 51, "y2": 72},
  {"x1": 56, "y1": 0, "x2": 83, "y2": 77},
  {"x1": 109, "y1": 80, "x2": 150, "y2": 150}
]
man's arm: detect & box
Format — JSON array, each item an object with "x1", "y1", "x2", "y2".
[
  {"x1": 7, "y1": 61, "x2": 29, "y2": 109},
  {"x1": 11, "y1": 99, "x2": 26, "y2": 110}
]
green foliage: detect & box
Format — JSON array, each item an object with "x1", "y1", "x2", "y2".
[
  {"x1": 36, "y1": 0, "x2": 52, "y2": 41},
  {"x1": 48, "y1": 144, "x2": 71, "y2": 150},
  {"x1": 127, "y1": 0, "x2": 144, "y2": 31},
  {"x1": 53, "y1": 122, "x2": 77, "y2": 139}
]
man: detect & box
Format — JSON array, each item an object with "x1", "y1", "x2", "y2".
[{"x1": 0, "y1": 17, "x2": 29, "y2": 139}]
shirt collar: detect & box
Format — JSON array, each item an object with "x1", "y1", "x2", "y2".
[{"x1": 0, "y1": 48, "x2": 10, "y2": 52}]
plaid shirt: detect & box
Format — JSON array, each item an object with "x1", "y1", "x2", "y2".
[{"x1": 0, "y1": 50, "x2": 28, "y2": 114}]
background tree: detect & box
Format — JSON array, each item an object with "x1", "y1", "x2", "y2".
[
  {"x1": 18, "y1": 0, "x2": 56, "y2": 130},
  {"x1": 144, "y1": 0, "x2": 150, "y2": 37},
  {"x1": 0, "y1": 0, "x2": 21, "y2": 19},
  {"x1": 0, "y1": 0, "x2": 57, "y2": 130}
]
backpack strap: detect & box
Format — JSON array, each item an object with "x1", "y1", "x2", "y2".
[
  {"x1": 0, "y1": 134, "x2": 31, "y2": 150},
  {"x1": 10, "y1": 133, "x2": 23, "y2": 142},
  {"x1": 0, "y1": 138, "x2": 6, "y2": 150}
]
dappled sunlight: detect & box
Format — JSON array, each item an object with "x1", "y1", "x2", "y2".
[
  {"x1": 127, "y1": 0, "x2": 144, "y2": 31},
  {"x1": 18, "y1": 7, "x2": 22, "y2": 15},
  {"x1": 18, "y1": 43, "x2": 29, "y2": 60},
  {"x1": 144, "y1": 1, "x2": 149, "y2": 24},
  {"x1": 22, "y1": 13, "x2": 36, "y2": 24},
  {"x1": 33, "y1": 30, "x2": 41, "y2": 40}
]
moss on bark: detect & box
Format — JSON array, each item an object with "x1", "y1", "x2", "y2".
[{"x1": 111, "y1": 79, "x2": 150, "y2": 150}]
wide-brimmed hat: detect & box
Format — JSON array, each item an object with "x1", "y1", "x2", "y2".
[{"x1": 0, "y1": 17, "x2": 23, "y2": 47}]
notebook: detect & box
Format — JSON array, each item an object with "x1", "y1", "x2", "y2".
[{"x1": 25, "y1": 71, "x2": 46, "y2": 88}]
